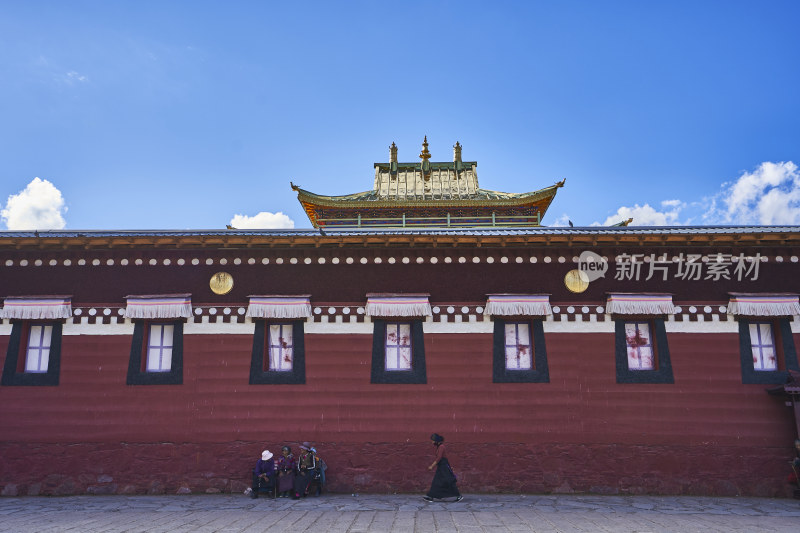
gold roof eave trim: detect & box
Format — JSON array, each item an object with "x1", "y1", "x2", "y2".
[{"x1": 292, "y1": 183, "x2": 563, "y2": 209}]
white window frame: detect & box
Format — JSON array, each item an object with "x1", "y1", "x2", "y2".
[
  {"x1": 268, "y1": 323, "x2": 294, "y2": 372},
  {"x1": 146, "y1": 323, "x2": 174, "y2": 372},
  {"x1": 504, "y1": 322, "x2": 533, "y2": 370},
  {"x1": 749, "y1": 321, "x2": 778, "y2": 371},
  {"x1": 625, "y1": 321, "x2": 655, "y2": 371},
  {"x1": 25, "y1": 324, "x2": 53, "y2": 373},
  {"x1": 385, "y1": 322, "x2": 412, "y2": 371}
]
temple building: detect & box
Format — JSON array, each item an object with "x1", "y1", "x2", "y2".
[
  {"x1": 292, "y1": 138, "x2": 565, "y2": 228},
  {"x1": 1, "y1": 140, "x2": 799, "y2": 498}
]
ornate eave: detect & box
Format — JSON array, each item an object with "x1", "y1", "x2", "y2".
[
  {"x1": 292, "y1": 180, "x2": 563, "y2": 229},
  {"x1": 291, "y1": 180, "x2": 564, "y2": 209}
]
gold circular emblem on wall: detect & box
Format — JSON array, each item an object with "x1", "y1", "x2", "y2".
[
  {"x1": 209, "y1": 272, "x2": 234, "y2": 295},
  {"x1": 564, "y1": 269, "x2": 589, "y2": 294}
]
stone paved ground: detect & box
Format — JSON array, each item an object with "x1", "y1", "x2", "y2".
[{"x1": 0, "y1": 493, "x2": 799, "y2": 532}]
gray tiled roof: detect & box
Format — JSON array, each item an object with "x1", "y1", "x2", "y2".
[{"x1": 1, "y1": 225, "x2": 798, "y2": 239}]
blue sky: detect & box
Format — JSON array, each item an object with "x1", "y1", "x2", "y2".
[{"x1": 1, "y1": 0, "x2": 799, "y2": 230}]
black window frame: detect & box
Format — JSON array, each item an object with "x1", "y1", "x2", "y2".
[
  {"x1": 614, "y1": 317, "x2": 674, "y2": 384},
  {"x1": 126, "y1": 320, "x2": 184, "y2": 385},
  {"x1": 370, "y1": 319, "x2": 426, "y2": 384},
  {"x1": 738, "y1": 317, "x2": 799, "y2": 384},
  {"x1": 250, "y1": 320, "x2": 306, "y2": 385},
  {"x1": 1, "y1": 320, "x2": 63, "y2": 387},
  {"x1": 492, "y1": 318, "x2": 549, "y2": 383}
]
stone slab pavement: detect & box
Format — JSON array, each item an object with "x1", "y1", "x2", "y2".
[{"x1": 0, "y1": 493, "x2": 799, "y2": 532}]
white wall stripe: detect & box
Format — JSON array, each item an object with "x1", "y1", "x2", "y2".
[{"x1": 1, "y1": 313, "x2": 797, "y2": 335}]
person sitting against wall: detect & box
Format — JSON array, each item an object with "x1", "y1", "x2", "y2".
[
  {"x1": 292, "y1": 442, "x2": 317, "y2": 499},
  {"x1": 276, "y1": 445, "x2": 296, "y2": 498},
  {"x1": 309, "y1": 446, "x2": 327, "y2": 495},
  {"x1": 788, "y1": 439, "x2": 800, "y2": 487},
  {"x1": 250, "y1": 449, "x2": 275, "y2": 499}
]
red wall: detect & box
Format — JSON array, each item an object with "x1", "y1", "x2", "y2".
[
  {"x1": 1, "y1": 330, "x2": 796, "y2": 497},
  {"x1": 1, "y1": 245, "x2": 799, "y2": 306}
]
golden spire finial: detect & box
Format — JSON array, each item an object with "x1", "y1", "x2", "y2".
[
  {"x1": 389, "y1": 142, "x2": 398, "y2": 163},
  {"x1": 453, "y1": 141, "x2": 462, "y2": 163},
  {"x1": 419, "y1": 135, "x2": 431, "y2": 161}
]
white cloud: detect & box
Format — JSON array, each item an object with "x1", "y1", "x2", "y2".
[
  {"x1": 602, "y1": 200, "x2": 685, "y2": 226},
  {"x1": 229, "y1": 211, "x2": 295, "y2": 229},
  {"x1": 707, "y1": 161, "x2": 800, "y2": 225},
  {"x1": 549, "y1": 213, "x2": 572, "y2": 227},
  {"x1": 2, "y1": 178, "x2": 67, "y2": 230},
  {"x1": 595, "y1": 161, "x2": 799, "y2": 227},
  {"x1": 65, "y1": 71, "x2": 88, "y2": 84}
]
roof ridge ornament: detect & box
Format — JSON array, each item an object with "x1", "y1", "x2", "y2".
[
  {"x1": 453, "y1": 141, "x2": 462, "y2": 163},
  {"x1": 419, "y1": 136, "x2": 431, "y2": 179},
  {"x1": 389, "y1": 142, "x2": 398, "y2": 175},
  {"x1": 419, "y1": 136, "x2": 432, "y2": 161}
]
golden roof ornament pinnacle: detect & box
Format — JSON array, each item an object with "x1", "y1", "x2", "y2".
[
  {"x1": 390, "y1": 142, "x2": 398, "y2": 163},
  {"x1": 453, "y1": 141, "x2": 462, "y2": 163},
  {"x1": 419, "y1": 136, "x2": 431, "y2": 161}
]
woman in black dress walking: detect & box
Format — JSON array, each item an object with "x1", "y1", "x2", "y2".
[{"x1": 424, "y1": 433, "x2": 462, "y2": 502}]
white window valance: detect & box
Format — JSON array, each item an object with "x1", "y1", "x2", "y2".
[
  {"x1": 606, "y1": 293, "x2": 676, "y2": 315},
  {"x1": 485, "y1": 294, "x2": 552, "y2": 316},
  {"x1": 0, "y1": 296, "x2": 72, "y2": 319},
  {"x1": 246, "y1": 295, "x2": 312, "y2": 319},
  {"x1": 727, "y1": 293, "x2": 800, "y2": 317},
  {"x1": 366, "y1": 294, "x2": 432, "y2": 317},
  {"x1": 124, "y1": 294, "x2": 192, "y2": 319}
]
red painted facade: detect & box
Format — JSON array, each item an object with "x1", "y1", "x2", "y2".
[{"x1": 1, "y1": 232, "x2": 799, "y2": 497}]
